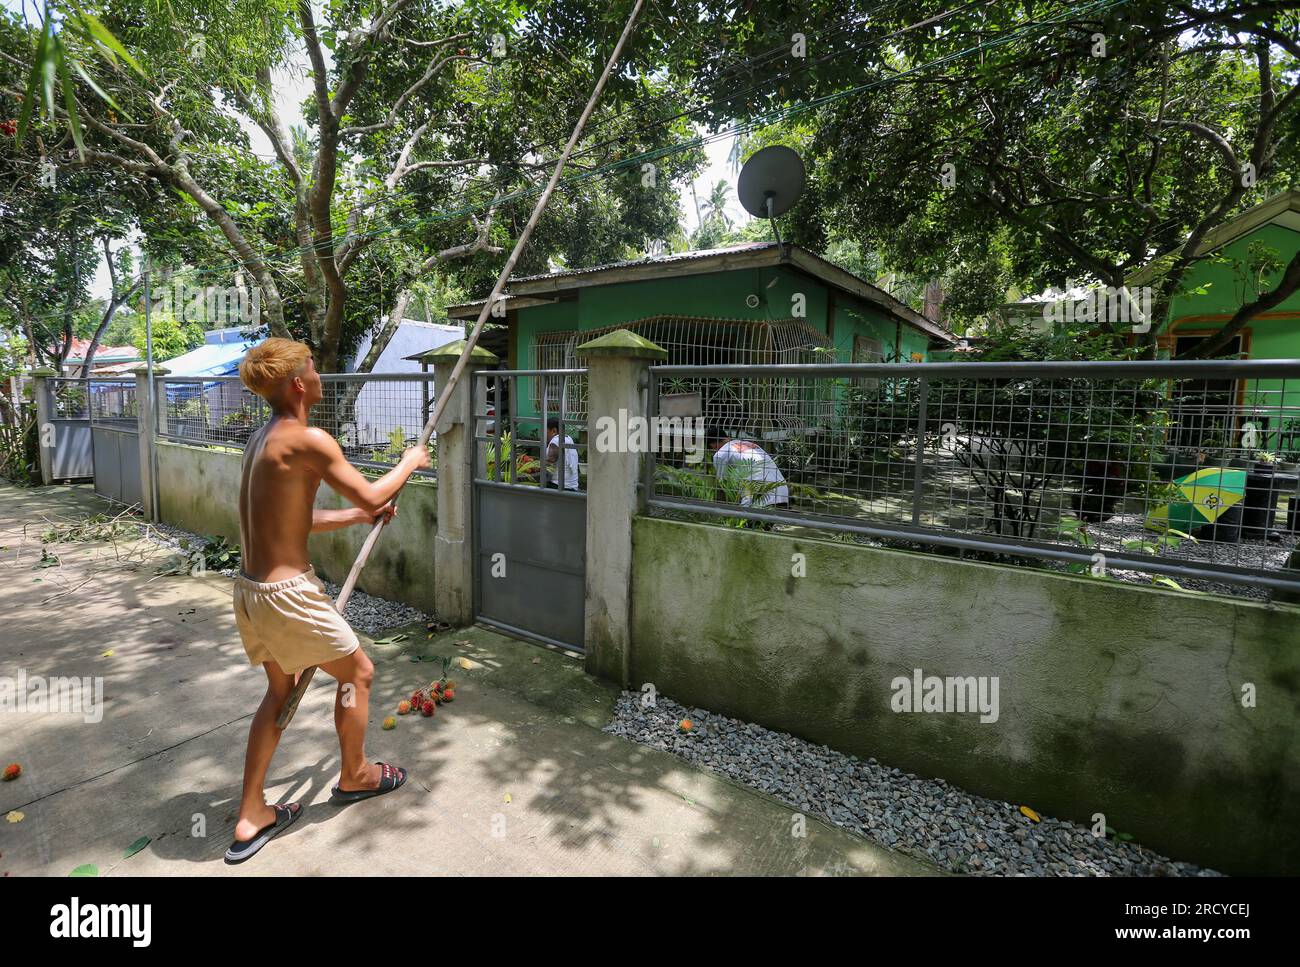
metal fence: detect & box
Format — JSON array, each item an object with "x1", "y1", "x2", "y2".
[
  {"x1": 88, "y1": 379, "x2": 139, "y2": 428},
  {"x1": 48, "y1": 376, "x2": 90, "y2": 420},
  {"x1": 645, "y1": 359, "x2": 1300, "y2": 596},
  {"x1": 156, "y1": 373, "x2": 436, "y2": 478},
  {"x1": 475, "y1": 369, "x2": 587, "y2": 491}
]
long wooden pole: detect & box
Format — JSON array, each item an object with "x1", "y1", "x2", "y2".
[{"x1": 276, "y1": 0, "x2": 646, "y2": 728}]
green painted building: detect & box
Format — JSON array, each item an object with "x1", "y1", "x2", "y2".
[
  {"x1": 448, "y1": 241, "x2": 954, "y2": 433},
  {"x1": 1129, "y1": 189, "x2": 1300, "y2": 362},
  {"x1": 1137, "y1": 190, "x2": 1300, "y2": 460}
]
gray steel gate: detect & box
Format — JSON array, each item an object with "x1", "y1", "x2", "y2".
[
  {"x1": 45, "y1": 377, "x2": 94, "y2": 481},
  {"x1": 473, "y1": 369, "x2": 587, "y2": 650},
  {"x1": 89, "y1": 379, "x2": 143, "y2": 506}
]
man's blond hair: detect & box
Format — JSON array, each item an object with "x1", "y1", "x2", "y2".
[{"x1": 240, "y1": 338, "x2": 312, "y2": 399}]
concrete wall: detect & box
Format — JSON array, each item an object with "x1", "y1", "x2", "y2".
[
  {"x1": 629, "y1": 515, "x2": 1300, "y2": 875},
  {"x1": 156, "y1": 441, "x2": 438, "y2": 612}
]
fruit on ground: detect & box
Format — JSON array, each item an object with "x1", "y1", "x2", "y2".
[
  {"x1": 421, "y1": 700, "x2": 435, "y2": 717},
  {"x1": 2, "y1": 763, "x2": 20, "y2": 781},
  {"x1": 411, "y1": 690, "x2": 425, "y2": 707},
  {"x1": 678, "y1": 719, "x2": 693, "y2": 732},
  {"x1": 397, "y1": 700, "x2": 412, "y2": 715},
  {"x1": 441, "y1": 689, "x2": 455, "y2": 702},
  {"x1": 382, "y1": 717, "x2": 396, "y2": 730}
]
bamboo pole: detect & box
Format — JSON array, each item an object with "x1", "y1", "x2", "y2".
[{"x1": 276, "y1": 0, "x2": 646, "y2": 728}]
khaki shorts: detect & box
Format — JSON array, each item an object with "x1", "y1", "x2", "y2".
[{"x1": 233, "y1": 567, "x2": 359, "y2": 675}]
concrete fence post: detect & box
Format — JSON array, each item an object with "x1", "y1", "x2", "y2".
[
  {"x1": 426, "y1": 340, "x2": 498, "y2": 625},
  {"x1": 131, "y1": 363, "x2": 168, "y2": 520},
  {"x1": 575, "y1": 330, "x2": 668, "y2": 686},
  {"x1": 29, "y1": 366, "x2": 57, "y2": 486}
]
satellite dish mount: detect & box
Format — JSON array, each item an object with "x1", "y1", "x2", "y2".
[{"x1": 737, "y1": 145, "x2": 806, "y2": 250}]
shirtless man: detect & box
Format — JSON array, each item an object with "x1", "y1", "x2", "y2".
[{"x1": 225, "y1": 338, "x2": 430, "y2": 863}]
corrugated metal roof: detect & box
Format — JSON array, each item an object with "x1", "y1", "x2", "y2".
[
  {"x1": 507, "y1": 241, "x2": 778, "y2": 284},
  {"x1": 161, "y1": 339, "x2": 260, "y2": 376}
]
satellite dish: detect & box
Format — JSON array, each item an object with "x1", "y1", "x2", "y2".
[{"x1": 737, "y1": 145, "x2": 805, "y2": 246}]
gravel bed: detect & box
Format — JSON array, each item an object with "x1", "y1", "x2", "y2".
[
  {"x1": 1068, "y1": 513, "x2": 1296, "y2": 599},
  {"x1": 144, "y1": 521, "x2": 429, "y2": 635},
  {"x1": 605, "y1": 691, "x2": 1221, "y2": 877}
]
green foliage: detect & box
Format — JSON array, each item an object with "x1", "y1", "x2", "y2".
[
  {"x1": 484, "y1": 431, "x2": 538, "y2": 483},
  {"x1": 157, "y1": 533, "x2": 241, "y2": 575},
  {"x1": 674, "y1": 2, "x2": 1299, "y2": 341},
  {"x1": 130, "y1": 310, "x2": 203, "y2": 361}
]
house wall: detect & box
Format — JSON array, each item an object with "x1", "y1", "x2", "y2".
[
  {"x1": 629, "y1": 515, "x2": 1300, "y2": 875},
  {"x1": 155, "y1": 441, "x2": 439, "y2": 612},
  {"x1": 1165, "y1": 223, "x2": 1300, "y2": 322},
  {"x1": 510, "y1": 264, "x2": 931, "y2": 425},
  {"x1": 1162, "y1": 224, "x2": 1300, "y2": 456}
]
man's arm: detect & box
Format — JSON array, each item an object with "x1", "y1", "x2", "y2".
[
  {"x1": 311, "y1": 505, "x2": 396, "y2": 533},
  {"x1": 304, "y1": 428, "x2": 430, "y2": 515}
]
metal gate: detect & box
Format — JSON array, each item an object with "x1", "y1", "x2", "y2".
[
  {"x1": 473, "y1": 368, "x2": 587, "y2": 650},
  {"x1": 44, "y1": 377, "x2": 94, "y2": 481},
  {"x1": 89, "y1": 379, "x2": 142, "y2": 506}
]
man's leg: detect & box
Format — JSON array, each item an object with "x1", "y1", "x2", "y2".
[
  {"x1": 320, "y1": 647, "x2": 382, "y2": 792},
  {"x1": 234, "y1": 661, "x2": 294, "y2": 842}
]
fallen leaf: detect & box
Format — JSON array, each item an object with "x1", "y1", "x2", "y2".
[
  {"x1": 504, "y1": 793, "x2": 512, "y2": 804},
  {"x1": 457, "y1": 657, "x2": 476, "y2": 670},
  {"x1": 69, "y1": 864, "x2": 98, "y2": 877},
  {"x1": 1019, "y1": 805, "x2": 1041, "y2": 823},
  {"x1": 531, "y1": 657, "x2": 541, "y2": 664},
  {"x1": 5, "y1": 811, "x2": 23, "y2": 823},
  {"x1": 101, "y1": 650, "x2": 115, "y2": 658},
  {"x1": 123, "y1": 836, "x2": 151, "y2": 859}
]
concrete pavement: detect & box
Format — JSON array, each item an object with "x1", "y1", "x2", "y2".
[{"x1": 0, "y1": 483, "x2": 935, "y2": 876}]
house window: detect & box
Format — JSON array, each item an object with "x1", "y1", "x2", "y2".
[
  {"x1": 530, "y1": 330, "x2": 583, "y2": 420},
  {"x1": 853, "y1": 335, "x2": 884, "y2": 391},
  {"x1": 1169, "y1": 333, "x2": 1245, "y2": 453}
]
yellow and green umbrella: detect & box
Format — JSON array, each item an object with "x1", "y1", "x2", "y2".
[{"x1": 1146, "y1": 467, "x2": 1247, "y2": 532}]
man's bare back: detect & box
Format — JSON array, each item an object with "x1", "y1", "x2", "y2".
[{"x1": 239, "y1": 418, "x2": 321, "y2": 583}]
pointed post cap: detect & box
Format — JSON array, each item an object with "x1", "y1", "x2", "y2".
[
  {"x1": 28, "y1": 366, "x2": 58, "y2": 377},
  {"x1": 128, "y1": 362, "x2": 170, "y2": 376},
  {"x1": 575, "y1": 329, "x2": 668, "y2": 361},
  {"x1": 423, "y1": 339, "x2": 498, "y2": 365}
]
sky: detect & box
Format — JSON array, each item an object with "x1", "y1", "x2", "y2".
[{"x1": 3, "y1": 0, "x2": 751, "y2": 301}]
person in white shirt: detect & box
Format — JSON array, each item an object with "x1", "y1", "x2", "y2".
[
  {"x1": 544, "y1": 417, "x2": 580, "y2": 491},
  {"x1": 709, "y1": 426, "x2": 788, "y2": 527}
]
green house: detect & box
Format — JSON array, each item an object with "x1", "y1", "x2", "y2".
[
  {"x1": 1128, "y1": 190, "x2": 1300, "y2": 362},
  {"x1": 1134, "y1": 190, "x2": 1300, "y2": 459},
  {"x1": 448, "y1": 241, "x2": 954, "y2": 435}
]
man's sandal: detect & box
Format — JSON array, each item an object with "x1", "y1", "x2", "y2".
[
  {"x1": 223, "y1": 802, "x2": 303, "y2": 864},
  {"x1": 330, "y1": 761, "x2": 408, "y2": 803}
]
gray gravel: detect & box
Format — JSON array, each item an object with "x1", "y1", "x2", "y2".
[
  {"x1": 605, "y1": 691, "x2": 1221, "y2": 877},
  {"x1": 1070, "y1": 512, "x2": 1296, "y2": 599},
  {"x1": 144, "y1": 521, "x2": 429, "y2": 635}
]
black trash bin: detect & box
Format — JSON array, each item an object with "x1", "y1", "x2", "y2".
[
  {"x1": 1242, "y1": 466, "x2": 1299, "y2": 540},
  {"x1": 1196, "y1": 501, "x2": 1243, "y2": 544}
]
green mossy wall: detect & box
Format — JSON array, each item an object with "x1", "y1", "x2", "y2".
[{"x1": 629, "y1": 515, "x2": 1300, "y2": 875}]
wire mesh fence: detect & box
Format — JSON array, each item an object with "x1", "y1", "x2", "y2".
[
  {"x1": 47, "y1": 377, "x2": 91, "y2": 420},
  {"x1": 474, "y1": 369, "x2": 587, "y2": 492},
  {"x1": 88, "y1": 379, "x2": 139, "y2": 429},
  {"x1": 646, "y1": 359, "x2": 1300, "y2": 597},
  {"x1": 528, "y1": 316, "x2": 841, "y2": 424},
  {"x1": 156, "y1": 374, "x2": 436, "y2": 478}
]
